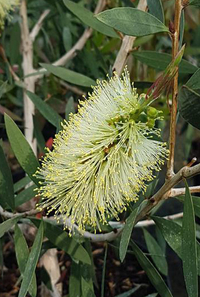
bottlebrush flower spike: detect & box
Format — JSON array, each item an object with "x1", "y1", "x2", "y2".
[
  {"x1": 0, "y1": 0, "x2": 19, "y2": 30},
  {"x1": 35, "y1": 68, "x2": 169, "y2": 233}
]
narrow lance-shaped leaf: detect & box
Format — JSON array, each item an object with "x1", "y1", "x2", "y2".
[
  {"x1": 182, "y1": 182, "x2": 198, "y2": 297},
  {"x1": 18, "y1": 221, "x2": 44, "y2": 297},
  {"x1": 96, "y1": 8, "x2": 169, "y2": 37},
  {"x1": 4, "y1": 114, "x2": 40, "y2": 185},
  {"x1": 31, "y1": 219, "x2": 91, "y2": 264},
  {"x1": 0, "y1": 142, "x2": 15, "y2": 209},
  {"x1": 14, "y1": 224, "x2": 37, "y2": 297},
  {"x1": 27, "y1": 91, "x2": 62, "y2": 130},
  {"x1": 41, "y1": 63, "x2": 96, "y2": 87},
  {"x1": 131, "y1": 241, "x2": 173, "y2": 297},
  {"x1": 147, "y1": 0, "x2": 164, "y2": 23},
  {"x1": 178, "y1": 85, "x2": 200, "y2": 130},
  {"x1": 63, "y1": 0, "x2": 118, "y2": 38},
  {"x1": 143, "y1": 228, "x2": 168, "y2": 276},
  {"x1": 0, "y1": 217, "x2": 21, "y2": 238}
]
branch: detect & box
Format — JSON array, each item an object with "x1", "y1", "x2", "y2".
[
  {"x1": 113, "y1": 0, "x2": 147, "y2": 75},
  {"x1": 30, "y1": 9, "x2": 50, "y2": 42},
  {"x1": 169, "y1": 186, "x2": 200, "y2": 197},
  {"x1": 35, "y1": 0, "x2": 106, "y2": 79},
  {"x1": 135, "y1": 212, "x2": 183, "y2": 227},
  {"x1": 167, "y1": 0, "x2": 183, "y2": 178}
]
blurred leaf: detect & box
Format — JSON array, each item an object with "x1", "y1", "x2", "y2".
[
  {"x1": 31, "y1": 219, "x2": 91, "y2": 264},
  {"x1": 4, "y1": 114, "x2": 40, "y2": 185},
  {"x1": 41, "y1": 63, "x2": 96, "y2": 87},
  {"x1": 10, "y1": 22, "x2": 21, "y2": 65},
  {"x1": 65, "y1": 96, "x2": 75, "y2": 121},
  {"x1": 120, "y1": 207, "x2": 138, "y2": 262},
  {"x1": 134, "y1": 35, "x2": 154, "y2": 47},
  {"x1": 147, "y1": 0, "x2": 164, "y2": 23},
  {"x1": 153, "y1": 216, "x2": 200, "y2": 275},
  {"x1": 186, "y1": 68, "x2": 200, "y2": 89},
  {"x1": 69, "y1": 261, "x2": 81, "y2": 297},
  {"x1": 177, "y1": 195, "x2": 200, "y2": 218},
  {"x1": 144, "y1": 294, "x2": 158, "y2": 297},
  {"x1": 27, "y1": 91, "x2": 62, "y2": 130},
  {"x1": 33, "y1": 116, "x2": 46, "y2": 153},
  {"x1": 14, "y1": 176, "x2": 31, "y2": 193},
  {"x1": 40, "y1": 266, "x2": 53, "y2": 292},
  {"x1": 15, "y1": 184, "x2": 37, "y2": 207},
  {"x1": 0, "y1": 217, "x2": 21, "y2": 238},
  {"x1": 179, "y1": 10, "x2": 184, "y2": 49},
  {"x1": 152, "y1": 216, "x2": 182, "y2": 257},
  {"x1": 14, "y1": 224, "x2": 37, "y2": 297},
  {"x1": 190, "y1": 0, "x2": 200, "y2": 7},
  {"x1": 0, "y1": 105, "x2": 22, "y2": 121},
  {"x1": 182, "y1": 183, "x2": 198, "y2": 297},
  {"x1": 96, "y1": 8, "x2": 169, "y2": 37},
  {"x1": 132, "y1": 51, "x2": 197, "y2": 74},
  {"x1": 131, "y1": 241, "x2": 173, "y2": 297},
  {"x1": 84, "y1": 240, "x2": 98, "y2": 288},
  {"x1": 179, "y1": 85, "x2": 200, "y2": 129},
  {"x1": 81, "y1": 277, "x2": 95, "y2": 297},
  {"x1": 143, "y1": 228, "x2": 168, "y2": 276},
  {"x1": 115, "y1": 285, "x2": 141, "y2": 297},
  {"x1": 0, "y1": 237, "x2": 3, "y2": 278},
  {"x1": 18, "y1": 221, "x2": 44, "y2": 297},
  {"x1": 101, "y1": 244, "x2": 108, "y2": 297},
  {"x1": 0, "y1": 142, "x2": 15, "y2": 209},
  {"x1": 63, "y1": 0, "x2": 118, "y2": 38},
  {"x1": 0, "y1": 82, "x2": 8, "y2": 99},
  {"x1": 63, "y1": 27, "x2": 72, "y2": 52}
]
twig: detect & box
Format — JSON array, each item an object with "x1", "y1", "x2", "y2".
[
  {"x1": 169, "y1": 186, "x2": 200, "y2": 197},
  {"x1": 135, "y1": 212, "x2": 183, "y2": 227},
  {"x1": 167, "y1": 0, "x2": 183, "y2": 178},
  {"x1": 113, "y1": 0, "x2": 147, "y2": 75},
  {"x1": 30, "y1": 9, "x2": 50, "y2": 42},
  {"x1": 1, "y1": 163, "x2": 200, "y2": 242},
  {"x1": 0, "y1": 45, "x2": 20, "y2": 82}
]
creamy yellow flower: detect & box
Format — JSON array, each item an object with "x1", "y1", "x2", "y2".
[
  {"x1": 0, "y1": 0, "x2": 19, "y2": 29},
  {"x1": 36, "y1": 69, "x2": 168, "y2": 232}
]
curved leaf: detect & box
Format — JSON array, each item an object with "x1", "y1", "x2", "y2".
[
  {"x1": 133, "y1": 51, "x2": 197, "y2": 74},
  {"x1": 178, "y1": 85, "x2": 200, "y2": 129},
  {"x1": 18, "y1": 221, "x2": 44, "y2": 297},
  {"x1": 96, "y1": 8, "x2": 169, "y2": 37},
  {"x1": 131, "y1": 241, "x2": 173, "y2": 297},
  {"x1": 4, "y1": 114, "x2": 40, "y2": 185},
  {"x1": 182, "y1": 183, "x2": 198, "y2": 297},
  {"x1": 63, "y1": 0, "x2": 118, "y2": 38},
  {"x1": 147, "y1": 0, "x2": 164, "y2": 23},
  {"x1": 41, "y1": 63, "x2": 96, "y2": 87}
]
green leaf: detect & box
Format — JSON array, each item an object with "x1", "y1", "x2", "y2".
[
  {"x1": 63, "y1": 27, "x2": 72, "y2": 52},
  {"x1": 33, "y1": 116, "x2": 46, "y2": 153},
  {"x1": 179, "y1": 10, "x2": 185, "y2": 49},
  {"x1": 101, "y1": 244, "x2": 108, "y2": 297},
  {"x1": 27, "y1": 91, "x2": 62, "y2": 130},
  {"x1": 0, "y1": 143, "x2": 15, "y2": 209},
  {"x1": 63, "y1": 0, "x2": 118, "y2": 38},
  {"x1": 143, "y1": 228, "x2": 168, "y2": 276},
  {"x1": 132, "y1": 51, "x2": 197, "y2": 74},
  {"x1": 186, "y1": 68, "x2": 200, "y2": 90},
  {"x1": 41, "y1": 63, "x2": 96, "y2": 87},
  {"x1": 176, "y1": 195, "x2": 200, "y2": 219},
  {"x1": 119, "y1": 207, "x2": 138, "y2": 262},
  {"x1": 4, "y1": 114, "x2": 40, "y2": 185},
  {"x1": 15, "y1": 184, "x2": 37, "y2": 207},
  {"x1": 115, "y1": 285, "x2": 141, "y2": 297},
  {"x1": 189, "y1": 0, "x2": 200, "y2": 7},
  {"x1": 147, "y1": 0, "x2": 164, "y2": 23},
  {"x1": 31, "y1": 219, "x2": 91, "y2": 264},
  {"x1": 0, "y1": 217, "x2": 21, "y2": 238},
  {"x1": 131, "y1": 241, "x2": 173, "y2": 297},
  {"x1": 14, "y1": 224, "x2": 37, "y2": 297},
  {"x1": 18, "y1": 221, "x2": 44, "y2": 297},
  {"x1": 14, "y1": 176, "x2": 31, "y2": 193},
  {"x1": 153, "y1": 216, "x2": 200, "y2": 276},
  {"x1": 182, "y1": 182, "x2": 198, "y2": 297},
  {"x1": 96, "y1": 8, "x2": 169, "y2": 37},
  {"x1": 178, "y1": 85, "x2": 200, "y2": 129},
  {"x1": 65, "y1": 96, "x2": 75, "y2": 121},
  {"x1": 69, "y1": 261, "x2": 81, "y2": 297}
]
